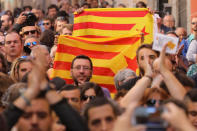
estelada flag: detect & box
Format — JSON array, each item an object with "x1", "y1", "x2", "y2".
[
  {"x1": 51, "y1": 33, "x2": 141, "y2": 93},
  {"x1": 73, "y1": 8, "x2": 153, "y2": 44}
]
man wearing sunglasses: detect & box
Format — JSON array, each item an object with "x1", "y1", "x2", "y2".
[
  {"x1": 42, "y1": 17, "x2": 53, "y2": 31},
  {"x1": 21, "y1": 25, "x2": 40, "y2": 40},
  {"x1": 24, "y1": 36, "x2": 40, "y2": 49}
]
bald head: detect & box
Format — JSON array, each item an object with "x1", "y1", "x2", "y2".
[
  {"x1": 163, "y1": 15, "x2": 175, "y2": 28},
  {"x1": 31, "y1": 45, "x2": 51, "y2": 68},
  {"x1": 175, "y1": 27, "x2": 187, "y2": 41}
]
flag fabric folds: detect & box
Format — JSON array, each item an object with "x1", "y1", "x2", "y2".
[
  {"x1": 51, "y1": 34, "x2": 141, "y2": 93},
  {"x1": 73, "y1": 8, "x2": 153, "y2": 44}
]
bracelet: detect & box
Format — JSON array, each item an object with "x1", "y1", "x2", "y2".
[
  {"x1": 144, "y1": 75, "x2": 153, "y2": 82},
  {"x1": 20, "y1": 93, "x2": 31, "y2": 106}
]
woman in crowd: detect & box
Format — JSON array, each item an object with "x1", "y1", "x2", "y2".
[
  {"x1": 10, "y1": 57, "x2": 33, "y2": 82},
  {"x1": 80, "y1": 82, "x2": 105, "y2": 109}
]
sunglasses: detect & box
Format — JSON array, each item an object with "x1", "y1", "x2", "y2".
[
  {"x1": 20, "y1": 56, "x2": 28, "y2": 59},
  {"x1": 24, "y1": 41, "x2": 37, "y2": 47},
  {"x1": 42, "y1": 22, "x2": 50, "y2": 25},
  {"x1": 23, "y1": 30, "x2": 37, "y2": 35},
  {"x1": 81, "y1": 95, "x2": 96, "y2": 101},
  {"x1": 146, "y1": 99, "x2": 163, "y2": 107}
]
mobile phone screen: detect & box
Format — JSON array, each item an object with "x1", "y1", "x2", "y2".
[{"x1": 132, "y1": 107, "x2": 167, "y2": 130}]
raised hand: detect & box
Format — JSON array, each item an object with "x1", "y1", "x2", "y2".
[
  {"x1": 15, "y1": 12, "x2": 27, "y2": 25},
  {"x1": 162, "y1": 103, "x2": 196, "y2": 131},
  {"x1": 29, "y1": 46, "x2": 48, "y2": 91},
  {"x1": 141, "y1": 55, "x2": 154, "y2": 77}
]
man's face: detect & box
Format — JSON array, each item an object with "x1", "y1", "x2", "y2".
[
  {"x1": 18, "y1": 61, "x2": 32, "y2": 81},
  {"x1": 137, "y1": 48, "x2": 157, "y2": 74},
  {"x1": 56, "y1": 21, "x2": 68, "y2": 33},
  {"x1": 43, "y1": 20, "x2": 52, "y2": 30},
  {"x1": 5, "y1": 32, "x2": 23, "y2": 59},
  {"x1": 175, "y1": 28, "x2": 187, "y2": 41},
  {"x1": 0, "y1": 35, "x2": 5, "y2": 55},
  {"x1": 163, "y1": 16, "x2": 175, "y2": 28},
  {"x1": 88, "y1": 104, "x2": 116, "y2": 131},
  {"x1": 1, "y1": 15, "x2": 10, "y2": 30},
  {"x1": 191, "y1": 17, "x2": 197, "y2": 32},
  {"x1": 188, "y1": 101, "x2": 197, "y2": 128},
  {"x1": 60, "y1": 89, "x2": 81, "y2": 111},
  {"x1": 61, "y1": 27, "x2": 72, "y2": 35},
  {"x1": 16, "y1": 99, "x2": 52, "y2": 131},
  {"x1": 24, "y1": 37, "x2": 39, "y2": 49},
  {"x1": 31, "y1": 9, "x2": 40, "y2": 20},
  {"x1": 71, "y1": 59, "x2": 92, "y2": 85},
  {"x1": 48, "y1": 8, "x2": 57, "y2": 19},
  {"x1": 22, "y1": 26, "x2": 39, "y2": 39},
  {"x1": 91, "y1": 0, "x2": 99, "y2": 8}
]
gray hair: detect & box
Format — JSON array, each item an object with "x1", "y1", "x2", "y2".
[
  {"x1": 1, "y1": 83, "x2": 27, "y2": 107},
  {"x1": 30, "y1": 45, "x2": 49, "y2": 57},
  {"x1": 114, "y1": 68, "x2": 136, "y2": 89}
]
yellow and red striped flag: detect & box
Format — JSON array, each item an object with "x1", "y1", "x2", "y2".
[
  {"x1": 51, "y1": 33, "x2": 141, "y2": 93},
  {"x1": 73, "y1": 8, "x2": 153, "y2": 44}
]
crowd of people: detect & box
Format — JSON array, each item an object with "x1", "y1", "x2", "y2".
[{"x1": 0, "y1": 0, "x2": 197, "y2": 131}]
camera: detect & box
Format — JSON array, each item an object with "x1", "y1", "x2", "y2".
[
  {"x1": 23, "y1": 12, "x2": 37, "y2": 26},
  {"x1": 132, "y1": 107, "x2": 168, "y2": 131}
]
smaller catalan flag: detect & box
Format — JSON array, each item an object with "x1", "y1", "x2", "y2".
[{"x1": 73, "y1": 8, "x2": 153, "y2": 44}]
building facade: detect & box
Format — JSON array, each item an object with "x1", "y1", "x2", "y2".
[{"x1": 0, "y1": 0, "x2": 196, "y2": 33}]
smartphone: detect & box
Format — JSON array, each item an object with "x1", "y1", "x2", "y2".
[{"x1": 132, "y1": 107, "x2": 168, "y2": 130}]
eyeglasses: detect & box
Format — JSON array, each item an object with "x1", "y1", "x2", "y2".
[
  {"x1": 24, "y1": 41, "x2": 37, "y2": 47},
  {"x1": 73, "y1": 65, "x2": 91, "y2": 71},
  {"x1": 42, "y1": 22, "x2": 50, "y2": 25},
  {"x1": 23, "y1": 30, "x2": 37, "y2": 35},
  {"x1": 20, "y1": 56, "x2": 28, "y2": 59},
  {"x1": 81, "y1": 95, "x2": 96, "y2": 101},
  {"x1": 146, "y1": 99, "x2": 163, "y2": 107},
  {"x1": 192, "y1": 22, "x2": 197, "y2": 25}
]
